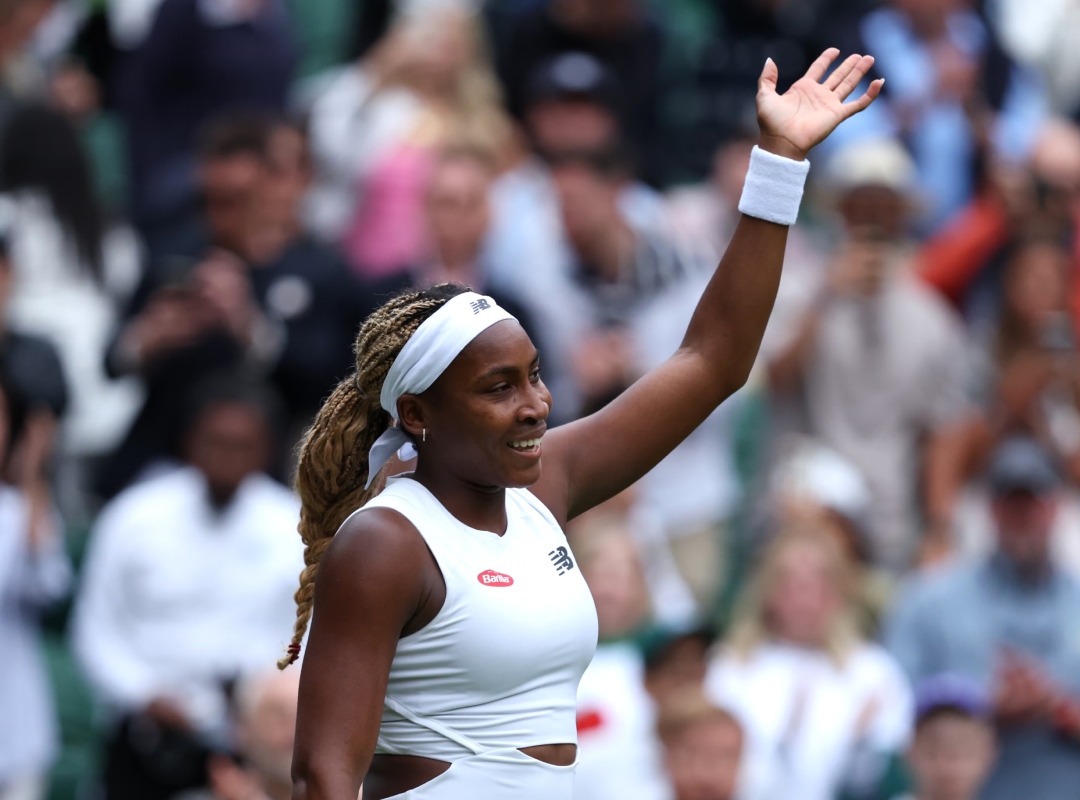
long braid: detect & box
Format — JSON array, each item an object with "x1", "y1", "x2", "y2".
[{"x1": 279, "y1": 284, "x2": 470, "y2": 668}]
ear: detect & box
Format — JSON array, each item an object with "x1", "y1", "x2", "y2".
[{"x1": 396, "y1": 394, "x2": 428, "y2": 439}]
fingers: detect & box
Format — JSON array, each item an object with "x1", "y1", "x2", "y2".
[
  {"x1": 805, "y1": 47, "x2": 840, "y2": 82},
  {"x1": 841, "y1": 78, "x2": 884, "y2": 119},
  {"x1": 824, "y1": 53, "x2": 861, "y2": 91},
  {"x1": 758, "y1": 56, "x2": 779, "y2": 96},
  {"x1": 835, "y1": 54, "x2": 876, "y2": 100}
]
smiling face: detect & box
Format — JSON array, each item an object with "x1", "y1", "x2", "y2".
[{"x1": 398, "y1": 320, "x2": 552, "y2": 490}]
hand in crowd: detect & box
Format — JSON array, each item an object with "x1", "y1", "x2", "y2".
[
  {"x1": 853, "y1": 692, "x2": 883, "y2": 741},
  {"x1": 206, "y1": 753, "x2": 271, "y2": 800},
  {"x1": 9, "y1": 409, "x2": 57, "y2": 552},
  {"x1": 996, "y1": 354, "x2": 1055, "y2": 431},
  {"x1": 49, "y1": 60, "x2": 101, "y2": 123},
  {"x1": 996, "y1": 653, "x2": 1080, "y2": 741},
  {"x1": 916, "y1": 522, "x2": 953, "y2": 568},
  {"x1": 1052, "y1": 696, "x2": 1080, "y2": 741},
  {"x1": 828, "y1": 234, "x2": 892, "y2": 297},
  {"x1": 7, "y1": 409, "x2": 55, "y2": 488},
  {"x1": 125, "y1": 288, "x2": 211, "y2": 367},
  {"x1": 144, "y1": 697, "x2": 194, "y2": 732},
  {"x1": 191, "y1": 251, "x2": 260, "y2": 348},
  {"x1": 931, "y1": 41, "x2": 980, "y2": 105},
  {"x1": 571, "y1": 328, "x2": 636, "y2": 401},
  {"x1": 993, "y1": 650, "x2": 1059, "y2": 725}
]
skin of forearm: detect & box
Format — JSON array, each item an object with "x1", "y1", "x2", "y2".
[{"x1": 680, "y1": 210, "x2": 791, "y2": 402}]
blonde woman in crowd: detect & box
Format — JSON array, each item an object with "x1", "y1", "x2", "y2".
[
  {"x1": 306, "y1": 6, "x2": 514, "y2": 278},
  {"x1": 706, "y1": 526, "x2": 912, "y2": 800}
]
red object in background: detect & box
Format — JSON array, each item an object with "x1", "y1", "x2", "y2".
[
  {"x1": 1052, "y1": 696, "x2": 1080, "y2": 740},
  {"x1": 577, "y1": 708, "x2": 605, "y2": 735}
]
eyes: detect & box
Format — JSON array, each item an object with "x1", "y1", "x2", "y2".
[{"x1": 487, "y1": 366, "x2": 542, "y2": 394}]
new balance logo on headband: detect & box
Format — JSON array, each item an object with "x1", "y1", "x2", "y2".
[
  {"x1": 549, "y1": 546, "x2": 574, "y2": 576},
  {"x1": 470, "y1": 298, "x2": 491, "y2": 314}
]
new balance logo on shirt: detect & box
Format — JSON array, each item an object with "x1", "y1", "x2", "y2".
[{"x1": 549, "y1": 546, "x2": 574, "y2": 576}]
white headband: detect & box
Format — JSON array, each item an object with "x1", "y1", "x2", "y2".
[{"x1": 366, "y1": 292, "x2": 516, "y2": 487}]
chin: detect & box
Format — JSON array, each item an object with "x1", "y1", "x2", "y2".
[{"x1": 503, "y1": 460, "x2": 543, "y2": 489}]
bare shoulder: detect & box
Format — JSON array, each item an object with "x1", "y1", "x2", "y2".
[{"x1": 314, "y1": 506, "x2": 433, "y2": 629}]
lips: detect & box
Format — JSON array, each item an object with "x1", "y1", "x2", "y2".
[{"x1": 507, "y1": 427, "x2": 546, "y2": 456}]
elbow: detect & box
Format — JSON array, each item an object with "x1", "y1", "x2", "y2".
[
  {"x1": 718, "y1": 359, "x2": 757, "y2": 401},
  {"x1": 291, "y1": 755, "x2": 361, "y2": 800}
]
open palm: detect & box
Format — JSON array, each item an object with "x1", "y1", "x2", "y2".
[{"x1": 757, "y1": 49, "x2": 883, "y2": 159}]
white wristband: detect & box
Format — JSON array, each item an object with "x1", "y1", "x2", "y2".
[{"x1": 738, "y1": 145, "x2": 810, "y2": 226}]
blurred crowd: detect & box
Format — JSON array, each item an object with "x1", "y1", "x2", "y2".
[{"x1": 3, "y1": 0, "x2": 1080, "y2": 799}]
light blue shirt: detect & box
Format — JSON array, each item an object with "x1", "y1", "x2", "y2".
[
  {"x1": 821, "y1": 9, "x2": 1046, "y2": 233},
  {"x1": 885, "y1": 554, "x2": 1080, "y2": 800}
]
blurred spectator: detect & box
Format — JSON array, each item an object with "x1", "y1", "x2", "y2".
[
  {"x1": 486, "y1": 50, "x2": 669, "y2": 418},
  {"x1": 495, "y1": 0, "x2": 666, "y2": 185},
  {"x1": 962, "y1": 236, "x2": 1080, "y2": 478},
  {"x1": 233, "y1": 118, "x2": 370, "y2": 435},
  {"x1": 180, "y1": 668, "x2": 300, "y2": 800},
  {"x1": 116, "y1": 0, "x2": 297, "y2": 242},
  {"x1": 360, "y1": 145, "x2": 538, "y2": 337},
  {"x1": 892, "y1": 675, "x2": 997, "y2": 800},
  {"x1": 0, "y1": 0, "x2": 56, "y2": 117},
  {"x1": 688, "y1": 0, "x2": 848, "y2": 165},
  {"x1": 834, "y1": 0, "x2": 1047, "y2": 229},
  {"x1": 643, "y1": 626, "x2": 711, "y2": 709},
  {"x1": 663, "y1": 134, "x2": 755, "y2": 265},
  {"x1": 707, "y1": 526, "x2": 913, "y2": 800},
  {"x1": 916, "y1": 119, "x2": 1080, "y2": 328},
  {"x1": 665, "y1": 133, "x2": 826, "y2": 269},
  {"x1": 101, "y1": 114, "x2": 364, "y2": 497},
  {"x1": 0, "y1": 366, "x2": 70, "y2": 800},
  {"x1": 0, "y1": 233, "x2": 67, "y2": 423},
  {"x1": 71, "y1": 376, "x2": 303, "y2": 800},
  {"x1": 885, "y1": 436, "x2": 1080, "y2": 800},
  {"x1": 533, "y1": 127, "x2": 701, "y2": 417},
  {"x1": 570, "y1": 511, "x2": 671, "y2": 800},
  {"x1": 656, "y1": 689, "x2": 743, "y2": 800},
  {"x1": 985, "y1": 0, "x2": 1080, "y2": 119},
  {"x1": 766, "y1": 437, "x2": 895, "y2": 637},
  {"x1": 938, "y1": 232, "x2": 1080, "y2": 572},
  {"x1": 306, "y1": 6, "x2": 513, "y2": 277},
  {"x1": 0, "y1": 103, "x2": 143, "y2": 512},
  {"x1": 761, "y1": 138, "x2": 970, "y2": 570}
]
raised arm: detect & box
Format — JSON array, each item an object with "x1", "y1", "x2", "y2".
[{"x1": 536, "y1": 50, "x2": 883, "y2": 521}]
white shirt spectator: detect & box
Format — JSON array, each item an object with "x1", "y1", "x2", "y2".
[
  {"x1": 71, "y1": 467, "x2": 303, "y2": 735},
  {"x1": 0, "y1": 192, "x2": 144, "y2": 458},
  {"x1": 706, "y1": 641, "x2": 913, "y2": 800},
  {"x1": 759, "y1": 265, "x2": 970, "y2": 570},
  {"x1": 0, "y1": 484, "x2": 71, "y2": 788},
  {"x1": 574, "y1": 642, "x2": 672, "y2": 800}
]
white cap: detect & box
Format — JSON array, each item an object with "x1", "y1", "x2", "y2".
[
  {"x1": 824, "y1": 137, "x2": 917, "y2": 195},
  {"x1": 771, "y1": 437, "x2": 872, "y2": 533}
]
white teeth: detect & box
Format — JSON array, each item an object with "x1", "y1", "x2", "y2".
[{"x1": 510, "y1": 438, "x2": 542, "y2": 449}]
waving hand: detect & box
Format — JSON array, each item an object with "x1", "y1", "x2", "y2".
[{"x1": 757, "y1": 48, "x2": 883, "y2": 161}]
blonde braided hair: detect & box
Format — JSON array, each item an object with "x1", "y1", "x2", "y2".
[{"x1": 278, "y1": 283, "x2": 469, "y2": 668}]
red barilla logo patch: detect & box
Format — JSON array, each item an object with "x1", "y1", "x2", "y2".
[{"x1": 477, "y1": 570, "x2": 514, "y2": 587}]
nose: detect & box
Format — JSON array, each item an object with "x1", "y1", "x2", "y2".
[{"x1": 518, "y1": 381, "x2": 551, "y2": 424}]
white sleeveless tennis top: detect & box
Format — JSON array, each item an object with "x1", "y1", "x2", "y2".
[{"x1": 355, "y1": 475, "x2": 599, "y2": 762}]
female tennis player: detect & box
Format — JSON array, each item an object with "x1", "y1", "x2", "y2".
[{"x1": 283, "y1": 49, "x2": 882, "y2": 800}]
